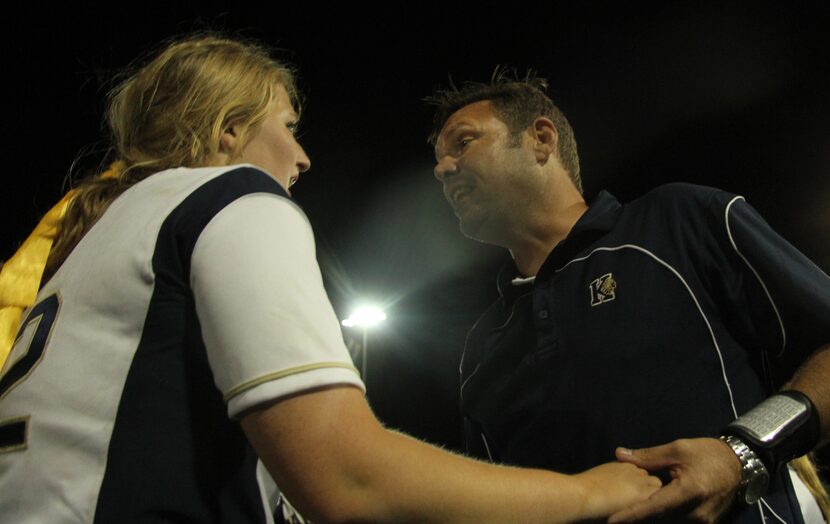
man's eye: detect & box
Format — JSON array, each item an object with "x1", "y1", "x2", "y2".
[{"x1": 459, "y1": 137, "x2": 473, "y2": 148}]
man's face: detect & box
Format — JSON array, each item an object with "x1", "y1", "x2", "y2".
[{"x1": 433, "y1": 100, "x2": 538, "y2": 243}]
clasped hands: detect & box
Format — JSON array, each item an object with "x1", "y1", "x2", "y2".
[{"x1": 608, "y1": 437, "x2": 743, "y2": 523}]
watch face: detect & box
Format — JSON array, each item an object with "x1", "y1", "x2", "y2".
[{"x1": 744, "y1": 471, "x2": 770, "y2": 505}]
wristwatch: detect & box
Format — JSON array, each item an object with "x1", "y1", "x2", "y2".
[
  {"x1": 720, "y1": 434, "x2": 769, "y2": 505},
  {"x1": 723, "y1": 391, "x2": 817, "y2": 474}
]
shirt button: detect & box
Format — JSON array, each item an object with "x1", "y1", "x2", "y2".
[{"x1": 539, "y1": 309, "x2": 549, "y2": 319}]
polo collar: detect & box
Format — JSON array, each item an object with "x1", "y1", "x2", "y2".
[{"x1": 496, "y1": 191, "x2": 622, "y2": 297}]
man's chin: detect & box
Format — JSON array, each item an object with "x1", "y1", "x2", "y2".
[
  {"x1": 458, "y1": 213, "x2": 507, "y2": 247},
  {"x1": 458, "y1": 216, "x2": 488, "y2": 243}
]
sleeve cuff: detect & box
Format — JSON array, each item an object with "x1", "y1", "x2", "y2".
[{"x1": 226, "y1": 363, "x2": 365, "y2": 418}]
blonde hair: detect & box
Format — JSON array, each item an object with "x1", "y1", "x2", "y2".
[
  {"x1": 792, "y1": 455, "x2": 830, "y2": 521},
  {"x1": 45, "y1": 34, "x2": 298, "y2": 280}
]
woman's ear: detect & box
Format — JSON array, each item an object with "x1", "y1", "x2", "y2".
[{"x1": 220, "y1": 124, "x2": 240, "y2": 153}]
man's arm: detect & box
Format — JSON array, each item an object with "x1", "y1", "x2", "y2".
[
  {"x1": 608, "y1": 189, "x2": 830, "y2": 522},
  {"x1": 241, "y1": 385, "x2": 661, "y2": 524},
  {"x1": 609, "y1": 343, "x2": 830, "y2": 523},
  {"x1": 789, "y1": 343, "x2": 830, "y2": 446}
]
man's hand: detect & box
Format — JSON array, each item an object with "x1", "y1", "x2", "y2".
[{"x1": 608, "y1": 437, "x2": 743, "y2": 523}]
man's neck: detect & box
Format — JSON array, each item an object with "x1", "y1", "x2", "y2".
[{"x1": 508, "y1": 198, "x2": 588, "y2": 277}]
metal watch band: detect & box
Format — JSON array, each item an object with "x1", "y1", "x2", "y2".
[{"x1": 720, "y1": 434, "x2": 769, "y2": 505}]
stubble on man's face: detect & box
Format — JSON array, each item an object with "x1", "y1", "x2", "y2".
[{"x1": 434, "y1": 101, "x2": 539, "y2": 246}]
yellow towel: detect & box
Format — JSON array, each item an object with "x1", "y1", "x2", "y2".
[
  {"x1": 0, "y1": 193, "x2": 74, "y2": 368},
  {"x1": 0, "y1": 163, "x2": 121, "y2": 369}
]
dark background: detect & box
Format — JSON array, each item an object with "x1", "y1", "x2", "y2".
[{"x1": 3, "y1": 2, "x2": 829, "y2": 469}]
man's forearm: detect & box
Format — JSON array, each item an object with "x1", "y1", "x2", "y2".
[{"x1": 788, "y1": 342, "x2": 830, "y2": 447}]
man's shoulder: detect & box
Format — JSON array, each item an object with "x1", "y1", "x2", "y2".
[
  {"x1": 623, "y1": 182, "x2": 742, "y2": 219},
  {"x1": 600, "y1": 183, "x2": 747, "y2": 247},
  {"x1": 635, "y1": 182, "x2": 736, "y2": 205}
]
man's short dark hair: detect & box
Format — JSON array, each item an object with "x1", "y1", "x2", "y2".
[{"x1": 427, "y1": 69, "x2": 582, "y2": 193}]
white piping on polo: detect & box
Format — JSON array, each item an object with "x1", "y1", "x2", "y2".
[
  {"x1": 464, "y1": 232, "x2": 796, "y2": 522},
  {"x1": 727, "y1": 197, "x2": 798, "y2": 523},
  {"x1": 761, "y1": 497, "x2": 789, "y2": 523},
  {"x1": 460, "y1": 362, "x2": 481, "y2": 401},
  {"x1": 558, "y1": 236, "x2": 791, "y2": 524},
  {"x1": 556, "y1": 244, "x2": 739, "y2": 419},
  {"x1": 559, "y1": 242, "x2": 791, "y2": 523},
  {"x1": 481, "y1": 433, "x2": 494, "y2": 462},
  {"x1": 460, "y1": 290, "x2": 533, "y2": 401},
  {"x1": 724, "y1": 196, "x2": 787, "y2": 357}
]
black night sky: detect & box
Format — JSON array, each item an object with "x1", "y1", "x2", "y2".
[{"x1": 3, "y1": 2, "x2": 830, "y2": 467}]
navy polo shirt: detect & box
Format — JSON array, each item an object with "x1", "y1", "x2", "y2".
[{"x1": 460, "y1": 183, "x2": 830, "y2": 523}]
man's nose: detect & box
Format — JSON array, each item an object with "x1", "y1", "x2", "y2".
[{"x1": 434, "y1": 156, "x2": 458, "y2": 181}]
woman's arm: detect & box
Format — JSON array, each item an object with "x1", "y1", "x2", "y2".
[{"x1": 242, "y1": 385, "x2": 660, "y2": 524}]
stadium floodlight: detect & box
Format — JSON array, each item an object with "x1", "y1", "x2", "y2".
[
  {"x1": 341, "y1": 305, "x2": 387, "y2": 382},
  {"x1": 341, "y1": 306, "x2": 387, "y2": 328}
]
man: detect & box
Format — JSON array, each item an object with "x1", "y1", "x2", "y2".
[{"x1": 429, "y1": 73, "x2": 830, "y2": 522}]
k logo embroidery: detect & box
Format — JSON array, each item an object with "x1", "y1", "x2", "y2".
[{"x1": 590, "y1": 273, "x2": 617, "y2": 306}]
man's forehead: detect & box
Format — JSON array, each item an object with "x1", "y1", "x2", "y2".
[
  {"x1": 436, "y1": 100, "x2": 499, "y2": 149},
  {"x1": 441, "y1": 100, "x2": 495, "y2": 132}
]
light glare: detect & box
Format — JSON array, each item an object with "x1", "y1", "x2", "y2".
[{"x1": 341, "y1": 306, "x2": 387, "y2": 327}]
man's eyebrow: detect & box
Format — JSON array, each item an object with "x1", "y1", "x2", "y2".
[
  {"x1": 442, "y1": 121, "x2": 475, "y2": 137},
  {"x1": 436, "y1": 122, "x2": 473, "y2": 147},
  {"x1": 434, "y1": 121, "x2": 476, "y2": 159}
]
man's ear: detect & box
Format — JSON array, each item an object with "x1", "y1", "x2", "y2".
[{"x1": 532, "y1": 117, "x2": 558, "y2": 164}]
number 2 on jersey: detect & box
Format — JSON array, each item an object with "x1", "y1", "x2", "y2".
[{"x1": 0, "y1": 293, "x2": 60, "y2": 452}]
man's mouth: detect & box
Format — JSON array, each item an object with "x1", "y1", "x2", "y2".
[{"x1": 450, "y1": 185, "x2": 473, "y2": 206}]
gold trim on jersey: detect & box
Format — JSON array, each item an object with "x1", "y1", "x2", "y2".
[{"x1": 224, "y1": 362, "x2": 360, "y2": 402}]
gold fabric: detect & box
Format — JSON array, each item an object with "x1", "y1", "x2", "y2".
[
  {"x1": 0, "y1": 194, "x2": 73, "y2": 369},
  {"x1": 0, "y1": 163, "x2": 122, "y2": 370}
]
